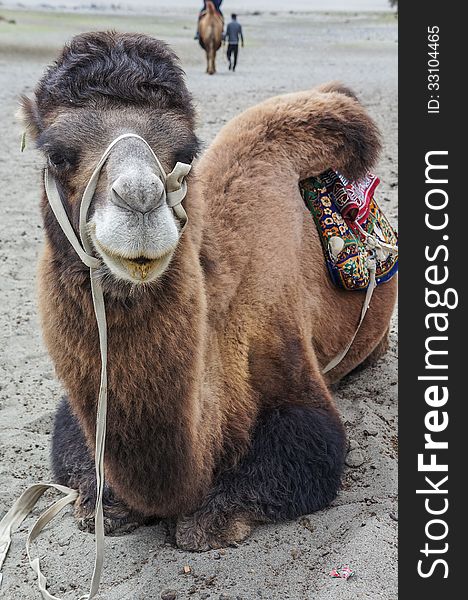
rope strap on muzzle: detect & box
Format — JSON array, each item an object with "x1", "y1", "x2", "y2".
[{"x1": 0, "y1": 133, "x2": 191, "y2": 599}]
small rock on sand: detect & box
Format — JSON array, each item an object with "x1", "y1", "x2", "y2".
[
  {"x1": 346, "y1": 448, "x2": 366, "y2": 467},
  {"x1": 290, "y1": 547, "x2": 301, "y2": 560}
]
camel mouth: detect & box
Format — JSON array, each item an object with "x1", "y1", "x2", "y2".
[
  {"x1": 93, "y1": 238, "x2": 174, "y2": 284},
  {"x1": 129, "y1": 256, "x2": 153, "y2": 266},
  {"x1": 119, "y1": 255, "x2": 171, "y2": 281}
]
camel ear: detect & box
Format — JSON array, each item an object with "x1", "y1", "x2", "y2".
[{"x1": 16, "y1": 95, "x2": 42, "y2": 142}]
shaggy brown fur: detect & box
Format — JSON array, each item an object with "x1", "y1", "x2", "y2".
[
  {"x1": 198, "y1": 1, "x2": 224, "y2": 75},
  {"x1": 21, "y1": 32, "x2": 397, "y2": 550}
]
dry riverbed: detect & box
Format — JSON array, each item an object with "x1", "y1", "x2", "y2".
[{"x1": 0, "y1": 7, "x2": 398, "y2": 600}]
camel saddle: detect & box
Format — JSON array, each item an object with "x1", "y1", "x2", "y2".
[{"x1": 300, "y1": 170, "x2": 398, "y2": 291}]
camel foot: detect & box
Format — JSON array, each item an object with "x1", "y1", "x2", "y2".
[
  {"x1": 74, "y1": 485, "x2": 144, "y2": 536},
  {"x1": 77, "y1": 513, "x2": 142, "y2": 536},
  {"x1": 175, "y1": 513, "x2": 252, "y2": 552},
  {"x1": 52, "y1": 397, "x2": 145, "y2": 536}
]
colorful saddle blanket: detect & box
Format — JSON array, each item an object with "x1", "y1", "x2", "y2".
[{"x1": 300, "y1": 170, "x2": 398, "y2": 291}]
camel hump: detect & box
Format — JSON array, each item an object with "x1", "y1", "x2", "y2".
[
  {"x1": 203, "y1": 1, "x2": 223, "y2": 25},
  {"x1": 211, "y1": 84, "x2": 381, "y2": 181},
  {"x1": 206, "y1": 1, "x2": 216, "y2": 15},
  {"x1": 314, "y1": 81, "x2": 361, "y2": 103}
]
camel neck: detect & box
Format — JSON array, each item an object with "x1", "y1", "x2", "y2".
[{"x1": 39, "y1": 228, "x2": 218, "y2": 516}]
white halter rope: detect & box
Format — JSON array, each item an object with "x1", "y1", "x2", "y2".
[{"x1": 0, "y1": 133, "x2": 192, "y2": 599}]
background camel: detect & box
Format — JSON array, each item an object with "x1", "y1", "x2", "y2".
[
  {"x1": 198, "y1": 1, "x2": 223, "y2": 74},
  {"x1": 17, "y1": 31, "x2": 396, "y2": 554}
]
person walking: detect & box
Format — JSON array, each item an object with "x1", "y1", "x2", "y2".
[{"x1": 224, "y1": 13, "x2": 244, "y2": 71}]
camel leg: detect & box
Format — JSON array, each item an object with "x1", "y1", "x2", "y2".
[
  {"x1": 176, "y1": 403, "x2": 346, "y2": 551},
  {"x1": 207, "y1": 44, "x2": 215, "y2": 75},
  {"x1": 211, "y1": 48, "x2": 216, "y2": 74},
  {"x1": 51, "y1": 396, "x2": 146, "y2": 535}
]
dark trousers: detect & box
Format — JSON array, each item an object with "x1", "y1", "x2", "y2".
[{"x1": 227, "y1": 44, "x2": 239, "y2": 70}]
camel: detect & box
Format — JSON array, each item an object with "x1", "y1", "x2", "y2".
[
  {"x1": 19, "y1": 32, "x2": 397, "y2": 552},
  {"x1": 198, "y1": 1, "x2": 223, "y2": 75}
]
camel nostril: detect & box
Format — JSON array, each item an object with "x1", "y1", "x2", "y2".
[
  {"x1": 110, "y1": 172, "x2": 165, "y2": 213},
  {"x1": 111, "y1": 177, "x2": 134, "y2": 211},
  {"x1": 111, "y1": 187, "x2": 127, "y2": 206}
]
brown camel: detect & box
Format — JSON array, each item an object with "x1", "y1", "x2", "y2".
[
  {"x1": 19, "y1": 32, "x2": 396, "y2": 551},
  {"x1": 198, "y1": 1, "x2": 223, "y2": 74}
]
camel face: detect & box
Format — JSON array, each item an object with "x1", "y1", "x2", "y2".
[
  {"x1": 88, "y1": 130, "x2": 185, "y2": 284},
  {"x1": 40, "y1": 108, "x2": 196, "y2": 283},
  {"x1": 18, "y1": 31, "x2": 199, "y2": 285},
  {"x1": 90, "y1": 156, "x2": 178, "y2": 284}
]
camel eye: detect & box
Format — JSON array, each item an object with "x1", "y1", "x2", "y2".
[
  {"x1": 48, "y1": 152, "x2": 68, "y2": 169},
  {"x1": 174, "y1": 138, "x2": 200, "y2": 165}
]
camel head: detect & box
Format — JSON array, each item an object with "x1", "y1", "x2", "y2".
[{"x1": 20, "y1": 32, "x2": 199, "y2": 285}]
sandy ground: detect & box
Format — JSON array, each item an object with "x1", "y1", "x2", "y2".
[
  {"x1": 0, "y1": 1, "x2": 392, "y2": 13},
  {"x1": 0, "y1": 7, "x2": 398, "y2": 600}
]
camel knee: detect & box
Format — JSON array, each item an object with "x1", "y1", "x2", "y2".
[
  {"x1": 230, "y1": 405, "x2": 347, "y2": 519},
  {"x1": 182, "y1": 404, "x2": 346, "y2": 536}
]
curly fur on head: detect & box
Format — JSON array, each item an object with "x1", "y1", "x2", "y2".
[{"x1": 19, "y1": 31, "x2": 195, "y2": 136}]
